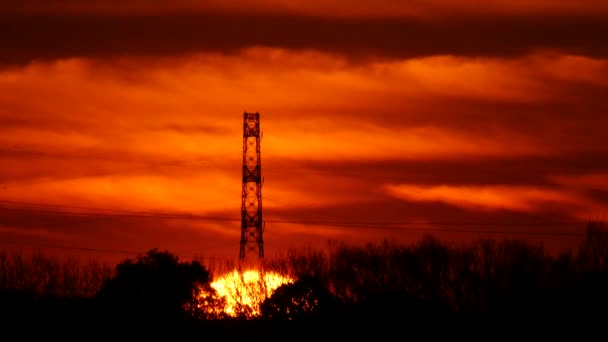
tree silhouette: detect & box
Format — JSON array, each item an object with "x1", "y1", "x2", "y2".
[
  {"x1": 578, "y1": 221, "x2": 608, "y2": 273},
  {"x1": 95, "y1": 248, "x2": 219, "y2": 322}
]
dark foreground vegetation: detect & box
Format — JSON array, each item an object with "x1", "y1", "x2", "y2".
[{"x1": 1, "y1": 221, "x2": 608, "y2": 336}]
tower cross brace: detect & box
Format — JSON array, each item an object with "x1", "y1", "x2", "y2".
[{"x1": 240, "y1": 112, "x2": 264, "y2": 259}]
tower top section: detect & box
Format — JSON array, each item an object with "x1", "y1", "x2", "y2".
[{"x1": 243, "y1": 112, "x2": 260, "y2": 138}]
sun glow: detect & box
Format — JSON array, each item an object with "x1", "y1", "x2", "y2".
[{"x1": 206, "y1": 269, "x2": 294, "y2": 317}]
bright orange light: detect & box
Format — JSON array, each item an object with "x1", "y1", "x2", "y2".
[{"x1": 203, "y1": 269, "x2": 293, "y2": 317}]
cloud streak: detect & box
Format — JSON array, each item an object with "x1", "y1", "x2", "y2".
[{"x1": 384, "y1": 184, "x2": 588, "y2": 213}]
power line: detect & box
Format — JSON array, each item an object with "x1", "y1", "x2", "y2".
[
  {"x1": 0, "y1": 198, "x2": 588, "y2": 237},
  {"x1": 0, "y1": 201, "x2": 240, "y2": 222},
  {"x1": 0, "y1": 199, "x2": 586, "y2": 225},
  {"x1": 0, "y1": 205, "x2": 584, "y2": 236},
  {"x1": 0, "y1": 240, "x2": 240, "y2": 258},
  {"x1": 0, "y1": 242, "x2": 145, "y2": 256},
  {"x1": 264, "y1": 218, "x2": 584, "y2": 227}
]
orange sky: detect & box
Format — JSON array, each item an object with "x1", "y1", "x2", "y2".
[{"x1": 1, "y1": 1, "x2": 607, "y2": 264}]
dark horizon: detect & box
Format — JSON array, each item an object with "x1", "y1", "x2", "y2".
[{"x1": 1, "y1": 222, "x2": 607, "y2": 332}]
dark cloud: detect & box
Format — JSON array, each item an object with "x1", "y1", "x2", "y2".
[
  {"x1": 268, "y1": 155, "x2": 608, "y2": 189},
  {"x1": 1, "y1": 13, "x2": 607, "y2": 66}
]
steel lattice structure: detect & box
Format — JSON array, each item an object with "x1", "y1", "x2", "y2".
[{"x1": 240, "y1": 112, "x2": 264, "y2": 259}]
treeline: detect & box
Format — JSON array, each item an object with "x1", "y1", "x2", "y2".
[
  {"x1": 263, "y1": 220, "x2": 608, "y2": 321},
  {"x1": 0, "y1": 251, "x2": 112, "y2": 298},
  {"x1": 1, "y1": 221, "x2": 607, "y2": 326}
]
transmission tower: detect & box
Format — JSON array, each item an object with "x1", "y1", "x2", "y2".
[{"x1": 240, "y1": 112, "x2": 264, "y2": 260}]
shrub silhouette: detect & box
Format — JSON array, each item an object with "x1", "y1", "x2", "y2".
[
  {"x1": 95, "y1": 248, "x2": 215, "y2": 322},
  {"x1": 260, "y1": 276, "x2": 339, "y2": 320}
]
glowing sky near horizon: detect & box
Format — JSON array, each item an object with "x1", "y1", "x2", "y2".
[
  {"x1": 0, "y1": 0, "x2": 607, "y2": 263},
  {"x1": 208, "y1": 269, "x2": 293, "y2": 317}
]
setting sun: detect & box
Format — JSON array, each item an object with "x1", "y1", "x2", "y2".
[{"x1": 203, "y1": 269, "x2": 294, "y2": 317}]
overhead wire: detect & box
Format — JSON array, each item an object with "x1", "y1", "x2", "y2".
[
  {"x1": 0, "y1": 240, "x2": 240, "y2": 258},
  {"x1": 0, "y1": 198, "x2": 592, "y2": 258},
  {"x1": 0, "y1": 198, "x2": 587, "y2": 237}
]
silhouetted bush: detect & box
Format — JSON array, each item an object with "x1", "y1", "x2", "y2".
[
  {"x1": 95, "y1": 248, "x2": 220, "y2": 322},
  {"x1": 260, "y1": 275, "x2": 340, "y2": 320}
]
